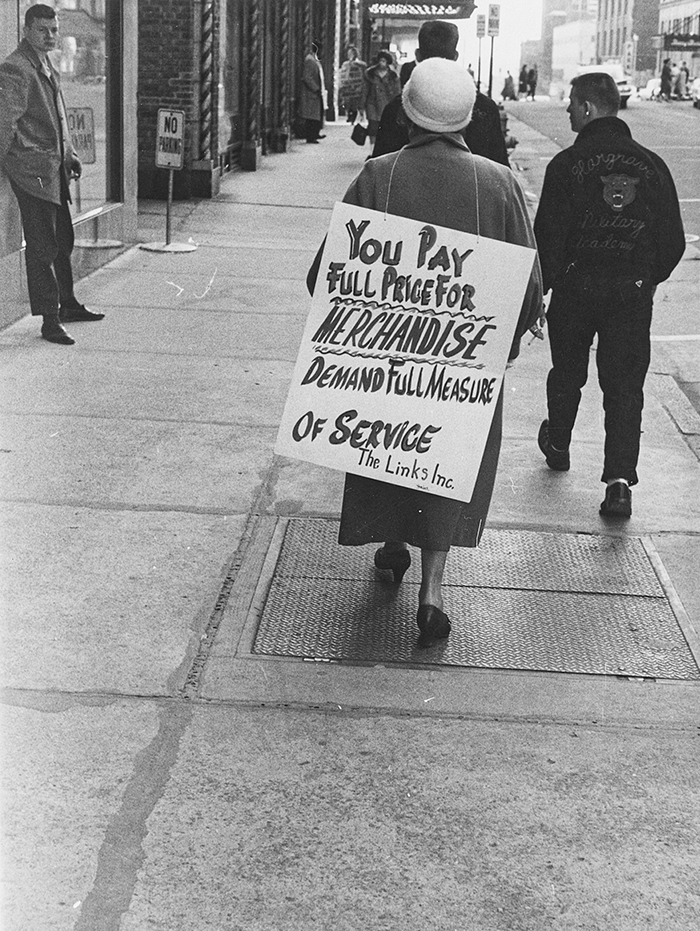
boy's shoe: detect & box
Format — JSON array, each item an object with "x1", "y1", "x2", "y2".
[
  {"x1": 600, "y1": 482, "x2": 632, "y2": 519},
  {"x1": 538, "y1": 419, "x2": 570, "y2": 471}
]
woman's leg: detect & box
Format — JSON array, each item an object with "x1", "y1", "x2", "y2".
[
  {"x1": 383, "y1": 540, "x2": 407, "y2": 553},
  {"x1": 419, "y1": 549, "x2": 448, "y2": 610}
]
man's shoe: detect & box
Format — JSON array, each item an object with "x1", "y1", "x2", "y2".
[
  {"x1": 537, "y1": 419, "x2": 570, "y2": 471},
  {"x1": 41, "y1": 319, "x2": 75, "y2": 345},
  {"x1": 600, "y1": 482, "x2": 632, "y2": 519},
  {"x1": 60, "y1": 304, "x2": 105, "y2": 322}
]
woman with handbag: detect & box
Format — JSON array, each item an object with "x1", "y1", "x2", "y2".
[
  {"x1": 361, "y1": 51, "x2": 401, "y2": 147},
  {"x1": 307, "y1": 60, "x2": 542, "y2": 648}
]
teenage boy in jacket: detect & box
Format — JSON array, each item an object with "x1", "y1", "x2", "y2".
[
  {"x1": 534, "y1": 72, "x2": 685, "y2": 518},
  {"x1": 0, "y1": 4, "x2": 104, "y2": 345}
]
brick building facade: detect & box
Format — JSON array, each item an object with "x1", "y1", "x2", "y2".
[{"x1": 137, "y1": 0, "x2": 364, "y2": 200}]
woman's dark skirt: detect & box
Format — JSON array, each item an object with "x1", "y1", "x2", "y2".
[{"x1": 338, "y1": 389, "x2": 504, "y2": 552}]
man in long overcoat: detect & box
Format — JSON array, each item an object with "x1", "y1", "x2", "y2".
[
  {"x1": 299, "y1": 41, "x2": 327, "y2": 144},
  {"x1": 0, "y1": 3, "x2": 103, "y2": 344},
  {"x1": 370, "y1": 21, "x2": 509, "y2": 166}
]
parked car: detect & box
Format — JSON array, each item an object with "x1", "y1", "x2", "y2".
[
  {"x1": 576, "y1": 63, "x2": 635, "y2": 108},
  {"x1": 639, "y1": 78, "x2": 661, "y2": 100},
  {"x1": 691, "y1": 76, "x2": 700, "y2": 108}
]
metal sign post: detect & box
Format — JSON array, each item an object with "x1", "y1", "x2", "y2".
[
  {"x1": 141, "y1": 108, "x2": 197, "y2": 253},
  {"x1": 487, "y1": 4, "x2": 500, "y2": 99},
  {"x1": 476, "y1": 15, "x2": 486, "y2": 92}
]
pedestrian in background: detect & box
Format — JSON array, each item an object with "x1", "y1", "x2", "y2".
[
  {"x1": 675, "y1": 61, "x2": 688, "y2": 99},
  {"x1": 527, "y1": 65, "x2": 538, "y2": 100},
  {"x1": 0, "y1": 3, "x2": 104, "y2": 345},
  {"x1": 370, "y1": 20, "x2": 509, "y2": 167},
  {"x1": 502, "y1": 71, "x2": 516, "y2": 101},
  {"x1": 299, "y1": 40, "x2": 327, "y2": 144},
  {"x1": 361, "y1": 50, "x2": 400, "y2": 148},
  {"x1": 338, "y1": 46, "x2": 366, "y2": 123},
  {"x1": 518, "y1": 64, "x2": 528, "y2": 97},
  {"x1": 534, "y1": 72, "x2": 685, "y2": 518},
  {"x1": 660, "y1": 58, "x2": 673, "y2": 101},
  {"x1": 308, "y1": 60, "x2": 542, "y2": 648}
]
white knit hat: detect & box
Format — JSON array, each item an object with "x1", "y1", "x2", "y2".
[{"x1": 402, "y1": 58, "x2": 476, "y2": 133}]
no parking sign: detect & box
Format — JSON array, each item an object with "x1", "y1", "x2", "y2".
[{"x1": 155, "y1": 109, "x2": 185, "y2": 170}]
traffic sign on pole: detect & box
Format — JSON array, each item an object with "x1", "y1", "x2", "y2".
[
  {"x1": 476, "y1": 14, "x2": 486, "y2": 39},
  {"x1": 488, "y1": 3, "x2": 500, "y2": 37},
  {"x1": 141, "y1": 108, "x2": 197, "y2": 252},
  {"x1": 155, "y1": 108, "x2": 185, "y2": 170}
]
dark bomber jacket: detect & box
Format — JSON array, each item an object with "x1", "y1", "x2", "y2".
[{"x1": 534, "y1": 117, "x2": 685, "y2": 293}]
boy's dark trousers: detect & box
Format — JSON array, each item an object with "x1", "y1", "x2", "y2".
[
  {"x1": 545, "y1": 271, "x2": 654, "y2": 486},
  {"x1": 10, "y1": 179, "x2": 76, "y2": 316}
]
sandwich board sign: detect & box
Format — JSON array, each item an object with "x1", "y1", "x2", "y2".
[{"x1": 276, "y1": 202, "x2": 536, "y2": 503}]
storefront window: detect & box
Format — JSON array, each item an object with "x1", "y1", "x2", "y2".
[
  {"x1": 17, "y1": 0, "x2": 111, "y2": 217},
  {"x1": 218, "y1": 0, "x2": 243, "y2": 168}
]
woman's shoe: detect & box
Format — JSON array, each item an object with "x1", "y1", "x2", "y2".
[
  {"x1": 374, "y1": 547, "x2": 411, "y2": 584},
  {"x1": 416, "y1": 605, "x2": 451, "y2": 649}
]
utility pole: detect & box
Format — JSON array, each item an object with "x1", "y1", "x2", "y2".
[
  {"x1": 487, "y1": 3, "x2": 500, "y2": 98},
  {"x1": 476, "y1": 14, "x2": 485, "y2": 92}
]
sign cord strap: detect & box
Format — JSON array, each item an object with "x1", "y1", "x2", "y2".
[
  {"x1": 383, "y1": 150, "x2": 403, "y2": 220},
  {"x1": 384, "y1": 144, "x2": 481, "y2": 244},
  {"x1": 472, "y1": 156, "x2": 481, "y2": 242}
]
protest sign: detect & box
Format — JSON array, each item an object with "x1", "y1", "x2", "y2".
[{"x1": 276, "y1": 203, "x2": 535, "y2": 502}]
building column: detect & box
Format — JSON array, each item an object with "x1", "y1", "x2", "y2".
[
  {"x1": 274, "y1": 0, "x2": 292, "y2": 152},
  {"x1": 242, "y1": 0, "x2": 262, "y2": 169}
]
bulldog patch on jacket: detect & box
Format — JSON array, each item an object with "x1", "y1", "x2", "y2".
[{"x1": 600, "y1": 173, "x2": 639, "y2": 212}]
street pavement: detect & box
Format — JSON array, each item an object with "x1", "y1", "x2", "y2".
[{"x1": 1, "y1": 113, "x2": 700, "y2": 931}]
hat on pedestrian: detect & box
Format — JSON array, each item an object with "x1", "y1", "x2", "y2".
[{"x1": 402, "y1": 58, "x2": 476, "y2": 133}]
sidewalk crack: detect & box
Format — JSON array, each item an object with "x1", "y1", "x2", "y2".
[{"x1": 73, "y1": 703, "x2": 191, "y2": 931}]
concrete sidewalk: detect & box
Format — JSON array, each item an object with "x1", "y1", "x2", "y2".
[{"x1": 1, "y1": 116, "x2": 699, "y2": 931}]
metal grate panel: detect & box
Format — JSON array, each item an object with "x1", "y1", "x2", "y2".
[
  {"x1": 252, "y1": 521, "x2": 699, "y2": 679},
  {"x1": 273, "y1": 519, "x2": 665, "y2": 597},
  {"x1": 254, "y1": 578, "x2": 699, "y2": 679}
]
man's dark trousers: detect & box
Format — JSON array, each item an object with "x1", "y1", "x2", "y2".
[
  {"x1": 546, "y1": 271, "x2": 654, "y2": 486},
  {"x1": 304, "y1": 118, "x2": 322, "y2": 142},
  {"x1": 10, "y1": 179, "x2": 76, "y2": 316}
]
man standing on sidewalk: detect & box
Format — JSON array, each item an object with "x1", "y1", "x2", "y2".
[
  {"x1": 299, "y1": 40, "x2": 327, "y2": 144},
  {"x1": 534, "y1": 72, "x2": 685, "y2": 518},
  {"x1": 0, "y1": 4, "x2": 104, "y2": 345}
]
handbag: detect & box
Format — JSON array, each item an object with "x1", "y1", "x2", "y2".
[{"x1": 351, "y1": 122, "x2": 368, "y2": 146}]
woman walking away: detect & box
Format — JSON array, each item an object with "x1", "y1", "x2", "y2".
[
  {"x1": 339, "y1": 46, "x2": 366, "y2": 123},
  {"x1": 308, "y1": 60, "x2": 543, "y2": 648},
  {"x1": 362, "y1": 51, "x2": 401, "y2": 147},
  {"x1": 502, "y1": 71, "x2": 516, "y2": 101},
  {"x1": 518, "y1": 64, "x2": 528, "y2": 97}
]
